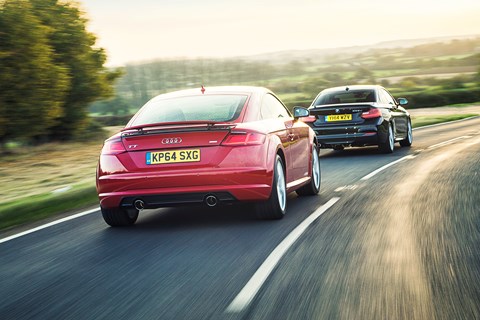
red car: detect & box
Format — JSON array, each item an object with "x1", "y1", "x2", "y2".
[{"x1": 96, "y1": 86, "x2": 321, "y2": 226}]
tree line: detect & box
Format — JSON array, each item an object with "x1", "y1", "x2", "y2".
[{"x1": 0, "y1": 0, "x2": 120, "y2": 149}]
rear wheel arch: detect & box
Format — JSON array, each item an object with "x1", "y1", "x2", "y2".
[{"x1": 276, "y1": 148, "x2": 286, "y2": 175}]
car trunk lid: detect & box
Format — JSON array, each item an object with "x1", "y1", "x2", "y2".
[
  {"x1": 309, "y1": 103, "x2": 375, "y2": 126},
  {"x1": 117, "y1": 122, "x2": 235, "y2": 171}
]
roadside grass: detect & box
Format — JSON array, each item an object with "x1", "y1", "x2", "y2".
[
  {"x1": 411, "y1": 114, "x2": 479, "y2": 128},
  {"x1": 0, "y1": 127, "x2": 121, "y2": 231},
  {"x1": 0, "y1": 114, "x2": 479, "y2": 232},
  {"x1": 0, "y1": 183, "x2": 97, "y2": 230}
]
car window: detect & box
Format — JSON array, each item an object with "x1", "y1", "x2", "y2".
[
  {"x1": 314, "y1": 89, "x2": 376, "y2": 105},
  {"x1": 380, "y1": 89, "x2": 396, "y2": 105},
  {"x1": 131, "y1": 94, "x2": 248, "y2": 126},
  {"x1": 261, "y1": 94, "x2": 291, "y2": 120}
]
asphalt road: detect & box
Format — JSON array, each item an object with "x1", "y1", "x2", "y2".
[{"x1": 1, "y1": 117, "x2": 480, "y2": 320}]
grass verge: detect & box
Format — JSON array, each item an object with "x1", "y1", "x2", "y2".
[
  {"x1": 0, "y1": 183, "x2": 97, "y2": 231},
  {"x1": 411, "y1": 114, "x2": 479, "y2": 128}
]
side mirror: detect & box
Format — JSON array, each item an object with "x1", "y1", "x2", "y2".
[
  {"x1": 398, "y1": 98, "x2": 408, "y2": 106},
  {"x1": 293, "y1": 106, "x2": 309, "y2": 119}
]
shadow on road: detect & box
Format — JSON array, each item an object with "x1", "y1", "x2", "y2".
[
  {"x1": 121, "y1": 204, "x2": 261, "y2": 231},
  {"x1": 320, "y1": 146, "x2": 413, "y2": 159}
]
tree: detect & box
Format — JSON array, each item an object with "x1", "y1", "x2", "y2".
[
  {"x1": 90, "y1": 96, "x2": 132, "y2": 116},
  {"x1": 30, "y1": 0, "x2": 122, "y2": 140},
  {"x1": 0, "y1": 0, "x2": 69, "y2": 148}
]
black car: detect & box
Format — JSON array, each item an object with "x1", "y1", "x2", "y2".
[{"x1": 304, "y1": 85, "x2": 412, "y2": 153}]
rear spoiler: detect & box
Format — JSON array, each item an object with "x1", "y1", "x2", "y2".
[{"x1": 121, "y1": 121, "x2": 237, "y2": 137}]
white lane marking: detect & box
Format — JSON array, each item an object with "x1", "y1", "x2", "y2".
[
  {"x1": 334, "y1": 185, "x2": 358, "y2": 192},
  {"x1": 412, "y1": 116, "x2": 480, "y2": 131},
  {"x1": 226, "y1": 197, "x2": 340, "y2": 313},
  {"x1": 0, "y1": 207, "x2": 99, "y2": 245},
  {"x1": 361, "y1": 155, "x2": 416, "y2": 181},
  {"x1": 427, "y1": 136, "x2": 472, "y2": 150}
]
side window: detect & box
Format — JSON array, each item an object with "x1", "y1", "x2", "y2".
[
  {"x1": 261, "y1": 94, "x2": 291, "y2": 119},
  {"x1": 380, "y1": 89, "x2": 396, "y2": 105},
  {"x1": 260, "y1": 95, "x2": 274, "y2": 119},
  {"x1": 378, "y1": 90, "x2": 388, "y2": 104}
]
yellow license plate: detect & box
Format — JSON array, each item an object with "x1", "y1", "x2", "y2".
[
  {"x1": 326, "y1": 114, "x2": 352, "y2": 122},
  {"x1": 146, "y1": 149, "x2": 200, "y2": 165}
]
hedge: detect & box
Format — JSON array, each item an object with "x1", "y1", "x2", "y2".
[{"x1": 285, "y1": 88, "x2": 480, "y2": 109}]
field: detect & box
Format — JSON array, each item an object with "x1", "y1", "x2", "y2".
[{"x1": 0, "y1": 127, "x2": 120, "y2": 230}]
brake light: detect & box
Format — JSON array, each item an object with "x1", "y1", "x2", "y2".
[
  {"x1": 221, "y1": 131, "x2": 266, "y2": 146},
  {"x1": 101, "y1": 138, "x2": 126, "y2": 155},
  {"x1": 300, "y1": 115, "x2": 317, "y2": 123},
  {"x1": 361, "y1": 108, "x2": 382, "y2": 119}
]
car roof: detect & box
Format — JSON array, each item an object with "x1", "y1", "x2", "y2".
[
  {"x1": 149, "y1": 86, "x2": 270, "y2": 102},
  {"x1": 321, "y1": 85, "x2": 382, "y2": 93}
]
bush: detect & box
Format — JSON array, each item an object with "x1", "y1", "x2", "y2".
[
  {"x1": 74, "y1": 118, "x2": 108, "y2": 141},
  {"x1": 93, "y1": 115, "x2": 133, "y2": 126},
  {"x1": 406, "y1": 88, "x2": 480, "y2": 108}
]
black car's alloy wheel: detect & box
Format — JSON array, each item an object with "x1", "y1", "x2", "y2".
[
  {"x1": 400, "y1": 120, "x2": 413, "y2": 147},
  {"x1": 379, "y1": 124, "x2": 394, "y2": 153}
]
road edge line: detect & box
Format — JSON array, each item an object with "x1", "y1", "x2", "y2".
[
  {"x1": 225, "y1": 197, "x2": 340, "y2": 313},
  {"x1": 0, "y1": 207, "x2": 99, "y2": 245},
  {"x1": 361, "y1": 155, "x2": 415, "y2": 181}
]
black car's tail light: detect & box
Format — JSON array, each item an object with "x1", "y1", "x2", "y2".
[{"x1": 361, "y1": 108, "x2": 382, "y2": 119}]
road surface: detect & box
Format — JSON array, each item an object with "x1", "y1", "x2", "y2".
[{"x1": 1, "y1": 117, "x2": 479, "y2": 319}]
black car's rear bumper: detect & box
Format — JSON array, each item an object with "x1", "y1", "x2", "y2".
[{"x1": 310, "y1": 121, "x2": 389, "y2": 148}]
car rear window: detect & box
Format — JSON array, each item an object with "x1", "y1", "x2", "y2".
[
  {"x1": 131, "y1": 94, "x2": 248, "y2": 126},
  {"x1": 314, "y1": 89, "x2": 376, "y2": 105}
]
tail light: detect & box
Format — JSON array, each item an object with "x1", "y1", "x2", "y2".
[
  {"x1": 99, "y1": 137, "x2": 127, "y2": 175},
  {"x1": 221, "y1": 131, "x2": 266, "y2": 146},
  {"x1": 101, "y1": 138, "x2": 126, "y2": 155},
  {"x1": 300, "y1": 115, "x2": 317, "y2": 123},
  {"x1": 361, "y1": 108, "x2": 382, "y2": 119}
]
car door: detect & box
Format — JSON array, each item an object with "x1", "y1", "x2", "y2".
[
  {"x1": 380, "y1": 89, "x2": 407, "y2": 137},
  {"x1": 263, "y1": 94, "x2": 309, "y2": 183}
]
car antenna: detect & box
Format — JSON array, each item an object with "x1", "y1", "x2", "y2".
[{"x1": 201, "y1": 85, "x2": 205, "y2": 94}]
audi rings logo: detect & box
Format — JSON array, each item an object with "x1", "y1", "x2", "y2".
[{"x1": 162, "y1": 137, "x2": 182, "y2": 144}]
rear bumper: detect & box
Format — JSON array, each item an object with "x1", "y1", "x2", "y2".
[
  {"x1": 97, "y1": 167, "x2": 272, "y2": 209},
  {"x1": 310, "y1": 122, "x2": 387, "y2": 148},
  {"x1": 317, "y1": 132, "x2": 379, "y2": 147}
]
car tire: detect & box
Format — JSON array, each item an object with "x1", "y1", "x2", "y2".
[
  {"x1": 297, "y1": 145, "x2": 321, "y2": 196},
  {"x1": 378, "y1": 123, "x2": 394, "y2": 154},
  {"x1": 256, "y1": 155, "x2": 287, "y2": 220},
  {"x1": 400, "y1": 119, "x2": 413, "y2": 147},
  {"x1": 101, "y1": 207, "x2": 139, "y2": 227},
  {"x1": 332, "y1": 145, "x2": 344, "y2": 151}
]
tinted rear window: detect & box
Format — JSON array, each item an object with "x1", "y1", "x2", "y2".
[
  {"x1": 314, "y1": 89, "x2": 376, "y2": 105},
  {"x1": 131, "y1": 94, "x2": 248, "y2": 126}
]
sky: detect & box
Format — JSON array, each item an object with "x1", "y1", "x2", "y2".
[{"x1": 79, "y1": 0, "x2": 480, "y2": 66}]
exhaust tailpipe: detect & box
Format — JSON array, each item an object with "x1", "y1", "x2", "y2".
[
  {"x1": 134, "y1": 199, "x2": 145, "y2": 210},
  {"x1": 205, "y1": 195, "x2": 218, "y2": 207}
]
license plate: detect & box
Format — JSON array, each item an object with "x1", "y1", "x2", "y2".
[
  {"x1": 146, "y1": 149, "x2": 200, "y2": 165},
  {"x1": 325, "y1": 114, "x2": 352, "y2": 122}
]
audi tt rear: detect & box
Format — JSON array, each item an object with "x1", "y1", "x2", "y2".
[{"x1": 96, "y1": 86, "x2": 320, "y2": 226}]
